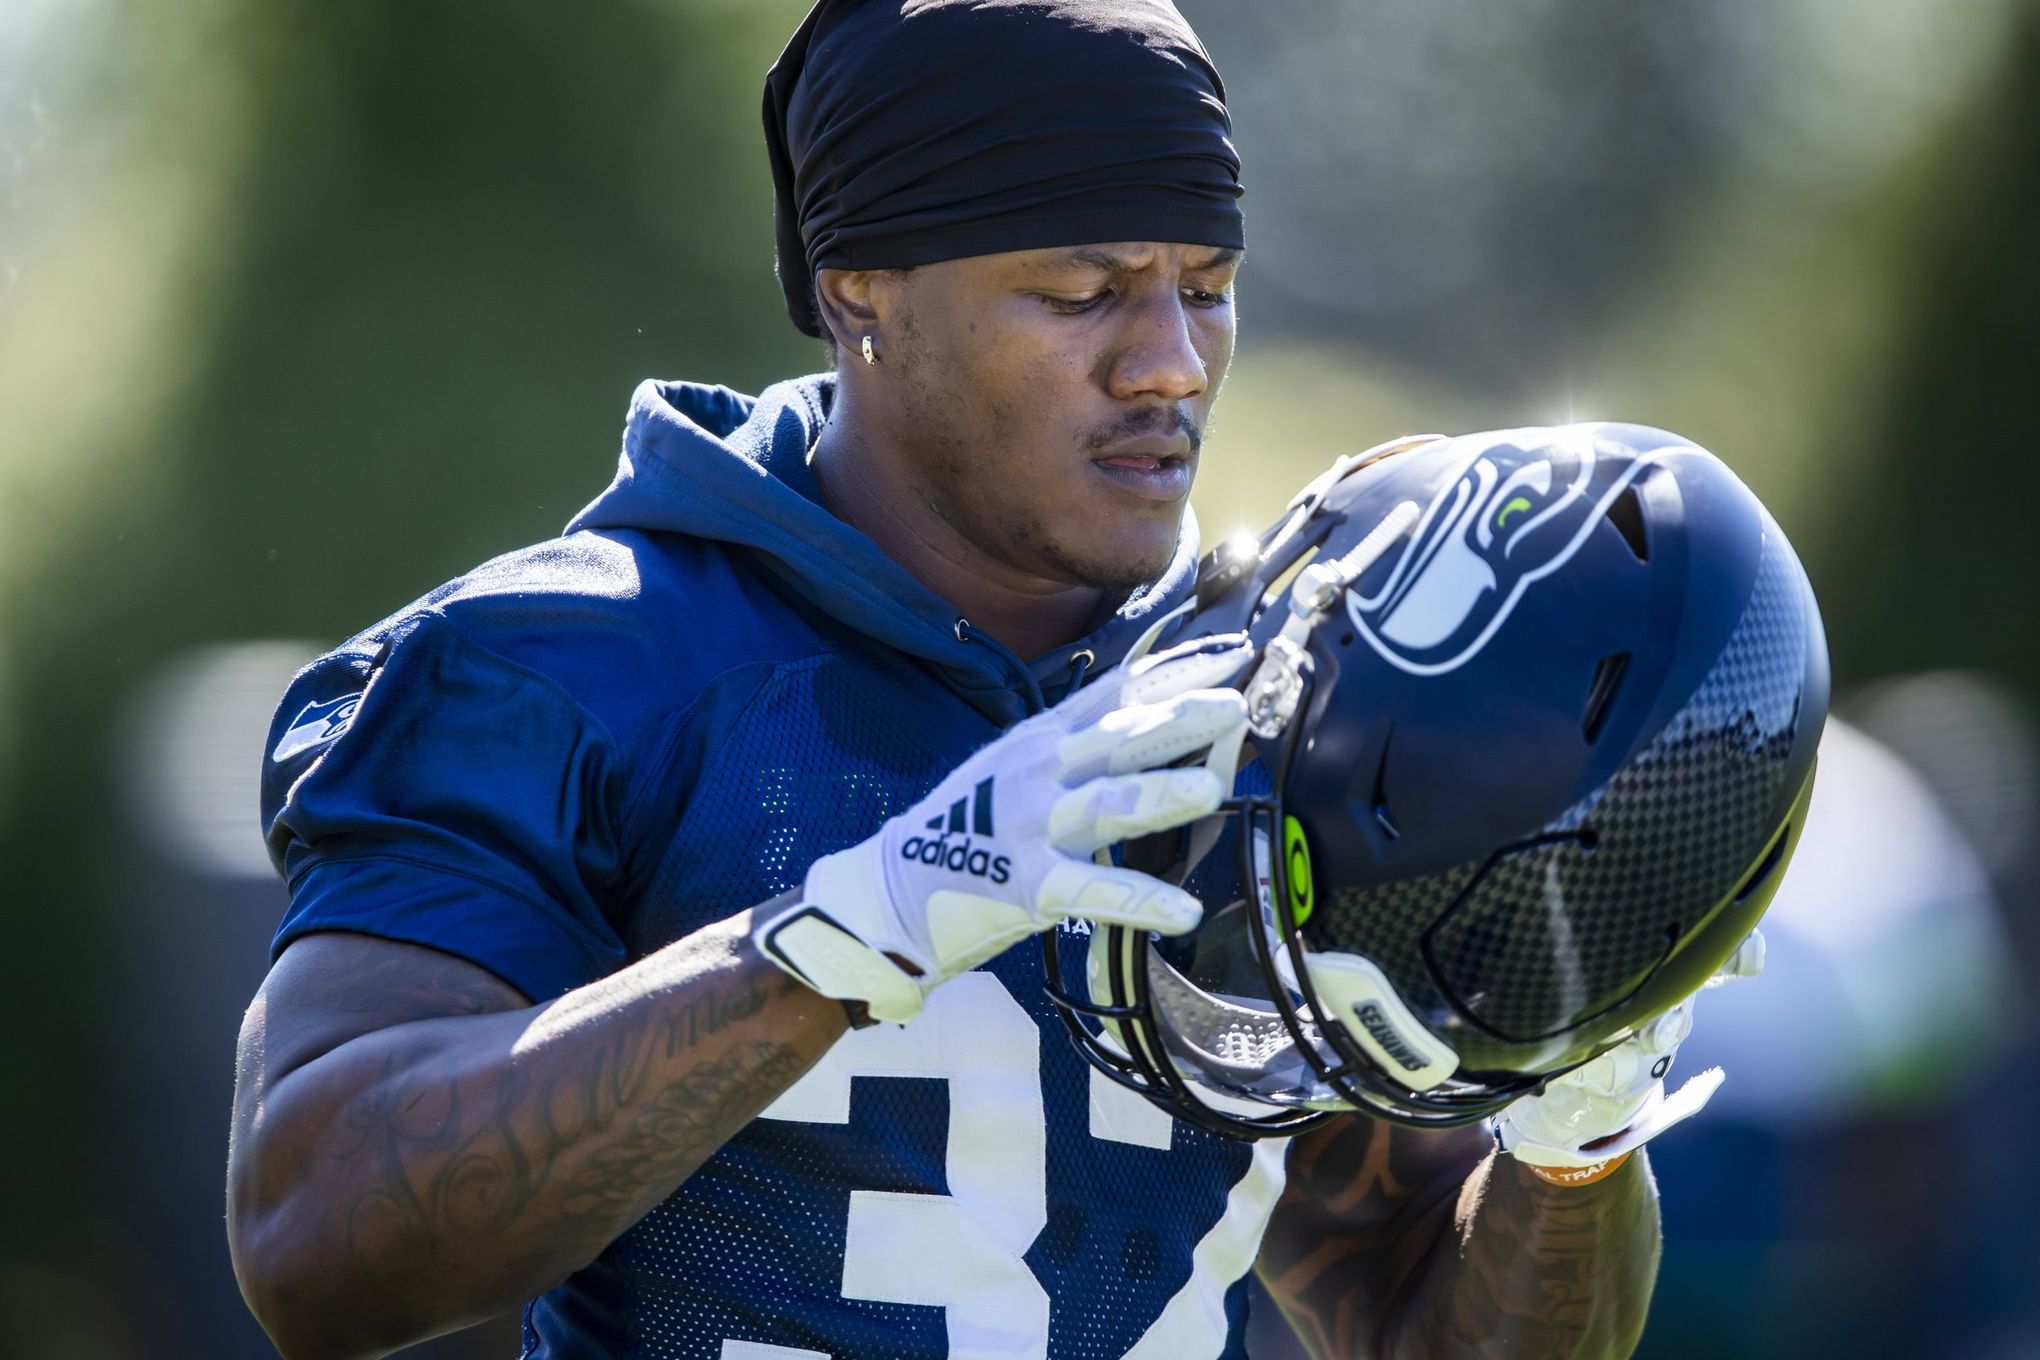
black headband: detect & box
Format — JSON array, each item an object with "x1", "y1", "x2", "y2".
[{"x1": 763, "y1": 0, "x2": 1244, "y2": 339}]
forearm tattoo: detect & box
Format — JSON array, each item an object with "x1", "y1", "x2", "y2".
[
  {"x1": 1261, "y1": 1116, "x2": 1467, "y2": 1358},
  {"x1": 1262, "y1": 1118, "x2": 1659, "y2": 1360},
  {"x1": 318, "y1": 953, "x2": 814, "y2": 1301},
  {"x1": 1410, "y1": 1153, "x2": 1658, "y2": 1360}
]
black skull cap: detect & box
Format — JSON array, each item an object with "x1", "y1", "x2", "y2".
[{"x1": 763, "y1": 0, "x2": 1244, "y2": 338}]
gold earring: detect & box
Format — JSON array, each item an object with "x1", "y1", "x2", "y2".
[{"x1": 862, "y1": 335, "x2": 877, "y2": 366}]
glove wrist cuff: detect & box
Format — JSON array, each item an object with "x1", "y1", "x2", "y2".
[
  {"x1": 754, "y1": 901, "x2": 925, "y2": 1024},
  {"x1": 1525, "y1": 1151, "x2": 1633, "y2": 1188}
]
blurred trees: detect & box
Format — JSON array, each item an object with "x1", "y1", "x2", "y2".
[
  {"x1": 0, "y1": 2, "x2": 812, "y2": 1351},
  {"x1": 1824, "y1": 0, "x2": 2040, "y2": 699}
]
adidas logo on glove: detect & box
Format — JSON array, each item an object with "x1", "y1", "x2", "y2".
[
  {"x1": 898, "y1": 776, "x2": 1014, "y2": 883},
  {"x1": 757, "y1": 633, "x2": 1251, "y2": 1025}
]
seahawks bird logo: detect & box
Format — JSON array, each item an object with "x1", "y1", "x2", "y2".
[
  {"x1": 272, "y1": 693, "x2": 361, "y2": 762},
  {"x1": 1345, "y1": 432, "x2": 1670, "y2": 675}
]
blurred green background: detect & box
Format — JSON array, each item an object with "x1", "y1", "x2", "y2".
[{"x1": 3, "y1": 1, "x2": 2036, "y2": 1355}]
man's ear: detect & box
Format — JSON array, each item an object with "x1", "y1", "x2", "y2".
[{"x1": 814, "y1": 267, "x2": 883, "y2": 358}]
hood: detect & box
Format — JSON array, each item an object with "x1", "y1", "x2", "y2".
[{"x1": 567, "y1": 374, "x2": 1200, "y2": 724}]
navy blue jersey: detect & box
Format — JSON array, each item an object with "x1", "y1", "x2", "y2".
[{"x1": 261, "y1": 376, "x2": 1288, "y2": 1359}]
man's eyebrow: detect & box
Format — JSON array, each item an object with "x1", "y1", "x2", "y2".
[
  {"x1": 1038, "y1": 245, "x2": 1244, "y2": 273},
  {"x1": 1041, "y1": 247, "x2": 1141, "y2": 273}
]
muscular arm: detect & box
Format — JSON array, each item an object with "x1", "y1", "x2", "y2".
[
  {"x1": 1256, "y1": 1114, "x2": 1659, "y2": 1360},
  {"x1": 227, "y1": 908, "x2": 845, "y2": 1360}
]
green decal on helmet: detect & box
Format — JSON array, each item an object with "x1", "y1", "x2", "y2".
[
  {"x1": 1494, "y1": 495, "x2": 1534, "y2": 530},
  {"x1": 1283, "y1": 814, "x2": 1314, "y2": 928}
]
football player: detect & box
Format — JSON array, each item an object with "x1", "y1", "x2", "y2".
[{"x1": 226, "y1": 3, "x2": 1824, "y2": 1358}]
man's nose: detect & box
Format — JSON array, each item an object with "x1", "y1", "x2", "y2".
[{"x1": 1107, "y1": 293, "x2": 1209, "y2": 403}]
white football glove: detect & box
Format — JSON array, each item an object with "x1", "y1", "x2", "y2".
[
  {"x1": 756, "y1": 634, "x2": 1253, "y2": 1023},
  {"x1": 1492, "y1": 928, "x2": 1765, "y2": 1177}
]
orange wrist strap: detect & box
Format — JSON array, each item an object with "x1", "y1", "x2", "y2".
[{"x1": 1526, "y1": 1151, "x2": 1632, "y2": 1187}]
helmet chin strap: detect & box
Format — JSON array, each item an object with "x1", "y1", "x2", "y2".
[{"x1": 1285, "y1": 499, "x2": 1423, "y2": 623}]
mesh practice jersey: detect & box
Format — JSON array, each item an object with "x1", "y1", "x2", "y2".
[{"x1": 261, "y1": 375, "x2": 1289, "y2": 1360}]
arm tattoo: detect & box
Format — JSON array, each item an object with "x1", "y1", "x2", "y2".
[
  {"x1": 1407, "y1": 1153, "x2": 1658, "y2": 1360},
  {"x1": 323, "y1": 960, "x2": 816, "y2": 1299},
  {"x1": 1260, "y1": 1116, "x2": 1469, "y2": 1358},
  {"x1": 1260, "y1": 1118, "x2": 1659, "y2": 1360}
]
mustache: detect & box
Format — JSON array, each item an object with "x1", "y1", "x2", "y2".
[{"x1": 1085, "y1": 407, "x2": 1202, "y2": 456}]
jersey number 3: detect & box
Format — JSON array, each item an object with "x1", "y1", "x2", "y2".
[{"x1": 749, "y1": 974, "x2": 1287, "y2": 1360}]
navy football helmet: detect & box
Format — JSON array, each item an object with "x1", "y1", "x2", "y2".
[{"x1": 1045, "y1": 424, "x2": 1830, "y2": 1138}]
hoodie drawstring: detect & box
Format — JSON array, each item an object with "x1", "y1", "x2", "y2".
[
  {"x1": 954, "y1": 617, "x2": 1048, "y2": 716},
  {"x1": 953, "y1": 620, "x2": 1102, "y2": 714},
  {"x1": 1065, "y1": 648, "x2": 1096, "y2": 693}
]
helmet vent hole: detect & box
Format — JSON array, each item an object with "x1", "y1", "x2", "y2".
[
  {"x1": 1606, "y1": 485, "x2": 1649, "y2": 561},
  {"x1": 1576, "y1": 827, "x2": 1600, "y2": 850},
  {"x1": 1733, "y1": 824, "x2": 1793, "y2": 905},
  {"x1": 1582, "y1": 652, "x2": 1632, "y2": 743},
  {"x1": 1371, "y1": 735, "x2": 1401, "y2": 839}
]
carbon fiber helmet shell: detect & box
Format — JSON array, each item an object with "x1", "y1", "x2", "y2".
[{"x1": 1047, "y1": 422, "x2": 1829, "y2": 1134}]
